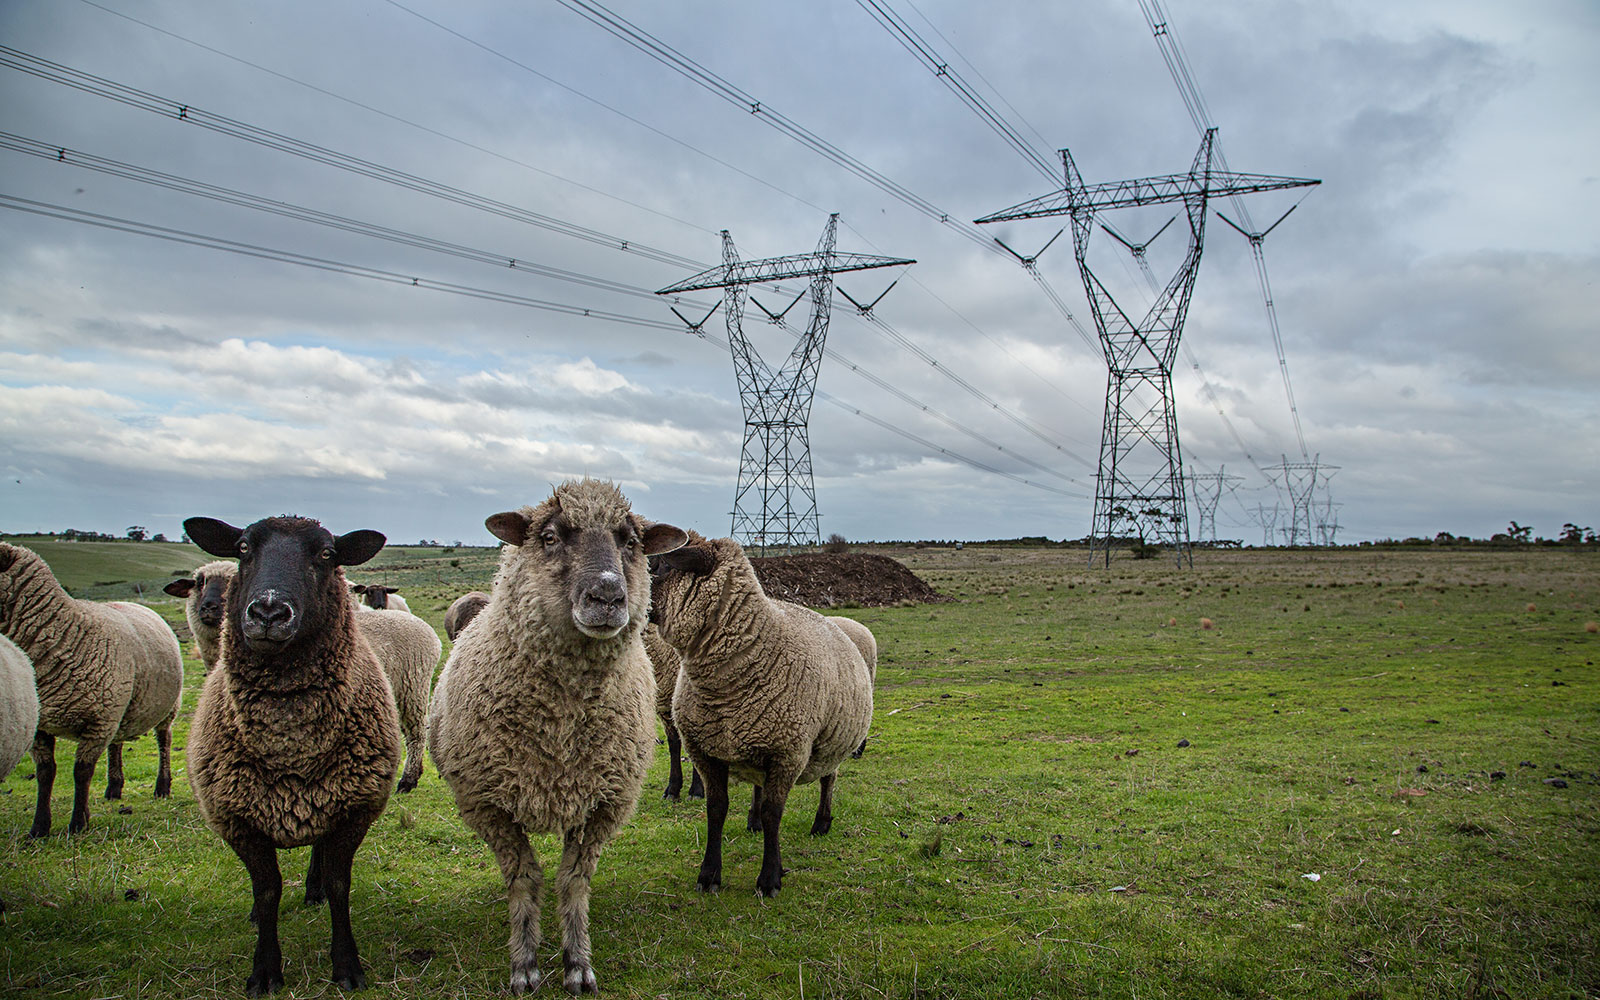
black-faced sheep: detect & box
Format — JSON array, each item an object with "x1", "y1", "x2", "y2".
[
  {"x1": 0, "y1": 542, "x2": 183, "y2": 837},
  {"x1": 184, "y1": 515, "x2": 400, "y2": 997},
  {"x1": 169, "y1": 560, "x2": 439, "y2": 792},
  {"x1": 163, "y1": 559, "x2": 235, "y2": 672},
  {"x1": 443, "y1": 590, "x2": 490, "y2": 641},
  {"x1": 428, "y1": 479, "x2": 686, "y2": 995},
  {"x1": 650, "y1": 532, "x2": 875, "y2": 898},
  {"x1": 644, "y1": 622, "x2": 701, "y2": 800},
  {"x1": 351, "y1": 583, "x2": 408, "y2": 613}
]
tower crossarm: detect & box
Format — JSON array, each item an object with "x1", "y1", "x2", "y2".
[
  {"x1": 656, "y1": 251, "x2": 913, "y2": 295},
  {"x1": 975, "y1": 171, "x2": 1318, "y2": 223}
]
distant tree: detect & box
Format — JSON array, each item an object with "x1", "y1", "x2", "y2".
[
  {"x1": 152, "y1": 533, "x2": 169, "y2": 543},
  {"x1": 1434, "y1": 531, "x2": 1457, "y2": 545},
  {"x1": 126, "y1": 525, "x2": 147, "y2": 541},
  {"x1": 1507, "y1": 521, "x2": 1533, "y2": 544},
  {"x1": 824, "y1": 532, "x2": 849, "y2": 554},
  {"x1": 1560, "y1": 523, "x2": 1592, "y2": 546}
]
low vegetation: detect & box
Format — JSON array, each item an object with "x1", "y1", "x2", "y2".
[{"x1": 1, "y1": 541, "x2": 1595, "y2": 998}]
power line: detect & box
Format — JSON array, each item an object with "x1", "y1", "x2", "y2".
[
  {"x1": 0, "y1": 44, "x2": 705, "y2": 271},
  {"x1": 70, "y1": 0, "x2": 717, "y2": 241}
]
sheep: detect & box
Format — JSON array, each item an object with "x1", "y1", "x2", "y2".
[
  {"x1": 650, "y1": 532, "x2": 875, "y2": 898},
  {"x1": 351, "y1": 583, "x2": 409, "y2": 613},
  {"x1": 826, "y1": 614, "x2": 877, "y2": 757},
  {"x1": 645, "y1": 622, "x2": 701, "y2": 800},
  {"x1": 163, "y1": 559, "x2": 236, "y2": 672},
  {"x1": 0, "y1": 634, "x2": 38, "y2": 913},
  {"x1": 428, "y1": 479, "x2": 686, "y2": 995},
  {"x1": 183, "y1": 515, "x2": 401, "y2": 996},
  {"x1": 169, "y1": 559, "x2": 438, "y2": 792},
  {"x1": 443, "y1": 590, "x2": 490, "y2": 641},
  {"x1": 0, "y1": 542, "x2": 183, "y2": 837},
  {"x1": 353, "y1": 607, "x2": 441, "y2": 792}
]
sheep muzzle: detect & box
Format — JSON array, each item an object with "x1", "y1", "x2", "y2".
[{"x1": 241, "y1": 590, "x2": 298, "y2": 646}]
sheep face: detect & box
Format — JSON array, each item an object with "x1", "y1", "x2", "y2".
[
  {"x1": 185, "y1": 516, "x2": 385, "y2": 653},
  {"x1": 351, "y1": 584, "x2": 400, "y2": 609},
  {"x1": 163, "y1": 564, "x2": 231, "y2": 629},
  {"x1": 486, "y1": 479, "x2": 686, "y2": 641},
  {"x1": 647, "y1": 532, "x2": 724, "y2": 650}
]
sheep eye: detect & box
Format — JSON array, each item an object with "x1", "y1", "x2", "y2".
[
  {"x1": 237, "y1": 541, "x2": 250, "y2": 556},
  {"x1": 541, "y1": 529, "x2": 559, "y2": 547},
  {"x1": 319, "y1": 547, "x2": 336, "y2": 562}
]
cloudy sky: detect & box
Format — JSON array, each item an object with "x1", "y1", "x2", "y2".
[{"x1": 1, "y1": 0, "x2": 1595, "y2": 547}]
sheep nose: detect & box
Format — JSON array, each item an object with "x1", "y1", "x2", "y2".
[
  {"x1": 583, "y1": 574, "x2": 627, "y2": 609},
  {"x1": 245, "y1": 595, "x2": 294, "y2": 629}
]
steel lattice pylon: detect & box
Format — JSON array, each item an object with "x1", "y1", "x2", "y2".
[
  {"x1": 978, "y1": 129, "x2": 1319, "y2": 566},
  {"x1": 657, "y1": 215, "x2": 912, "y2": 552}
]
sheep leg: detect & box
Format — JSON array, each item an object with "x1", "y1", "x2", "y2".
[
  {"x1": 154, "y1": 719, "x2": 173, "y2": 798},
  {"x1": 227, "y1": 828, "x2": 285, "y2": 997},
  {"x1": 755, "y1": 778, "x2": 794, "y2": 898},
  {"x1": 463, "y1": 802, "x2": 545, "y2": 994},
  {"x1": 697, "y1": 757, "x2": 730, "y2": 893},
  {"x1": 663, "y1": 720, "x2": 685, "y2": 800},
  {"x1": 557, "y1": 810, "x2": 620, "y2": 996},
  {"x1": 746, "y1": 785, "x2": 764, "y2": 832},
  {"x1": 28, "y1": 731, "x2": 55, "y2": 838},
  {"x1": 304, "y1": 842, "x2": 327, "y2": 906},
  {"x1": 104, "y1": 743, "x2": 124, "y2": 800},
  {"x1": 315, "y1": 813, "x2": 376, "y2": 990},
  {"x1": 687, "y1": 767, "x2": 704, "y2": 799},
  {"x1": 396, "y1": 706, "x2": 424, "y2": 794},
  {"x1": 809, "y1": 773, "x2": 835, "y2": 836},
  {"x1": 68, "y1": 739, "x2": 106, "y2": 834}
]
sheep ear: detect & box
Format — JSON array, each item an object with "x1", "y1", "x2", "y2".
[
  {"x1": 350, "y1": 583, "x2": 368, "y2": 594},
  {"x1": 486, "y1": 511, "x2": 531, "y2": 547},
  {"x1": 662, "y1": 543, "x2": 716, "y2": 576},
  {"x1": 382, "y1": 586, "x2": 400, "y2": 595},
  {"x1": 185, "y1": 517, "x2": 243, "y2": 558},
  {"x1": 163, "y1": 578, "x2": 196, "y2": 598},
  {"x1": 335, "y1": 530, "x2": 386, "y2": 567},
  {"x1": 641, "y1": 523, "x2": 688, "y2": 556}
]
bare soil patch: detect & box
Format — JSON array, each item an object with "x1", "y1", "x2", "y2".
[{"x1": 751, "y1": 552, "x2": 953, "y2": 608}]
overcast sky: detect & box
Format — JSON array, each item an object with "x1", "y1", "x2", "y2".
[{"x1": 1, "y1": 0, "x2": 1595, "y2": 548}]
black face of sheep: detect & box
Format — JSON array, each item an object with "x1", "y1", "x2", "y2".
[
  {"x1": 185, "y1": 517, "x2": 386, "y2": 652},
  {"x1": 350, "y1": 584, "x2": 400, "y2": 609},
  {"x1": 488, "y1": 507, "x2": 685, "y2": 639},
  {"x1": 163, "y1": 567, "x2": 230, "y2": 628}
]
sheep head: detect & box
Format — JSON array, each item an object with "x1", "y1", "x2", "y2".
[
  {"x1": 163, "y1": 560, "x2": 235, "y2": 628},
  {"x1": 647, "y1": 531, "x2": 736, "y2": 652},
  {"x1": 350, "y1": 583, "x2": 401, "y2": 609},
  {"x1": 185, "y1": 515, "x2": 385, "y2": 654},
  {"x1": 485, "y1": 479, "x2": 686, "y2": 641}
]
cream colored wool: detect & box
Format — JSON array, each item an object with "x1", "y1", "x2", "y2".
[
  {"x1": 175, "y1": 560, "x2": 236, "y2": 673},
  {"x1": 654, "y1": 533, "x2": 875, "y2": 895},
  {"x1": 352, "y1": 608, "x2": 441, "y2": 792},
  {"x1": 428, "y1": 479, "x2": 681, "y2": 995},
  {"x1": 0, "y1": 542, "x2": 183, "y2": 835},
  {"x1": 443, "y1": 590, "x2": 490, "y2": 641},
  {"x1": 0, "y1": 634, "x2": 38, "y2": 780}
]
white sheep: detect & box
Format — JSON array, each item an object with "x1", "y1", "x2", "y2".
[
  {"x1": 645, "y1": 622, "x2": 701, "y2": 800},
  {"x1": 168, "y1": 559, "x2": 439, "y2": 793},
  {"x1": 650, "y1": 532, "x2": 875, "y2": 897},
  {"x1": 428, "y1": 479, "x2": 686, "y2": 995},
  {"x1": 353, "y1": 607, "x2": 441, "y2": 792},
  {"x1": 444, "y1": 590, "x2": 490, "y2": 641},
  {"x1": 0, "y1": 542, "x2": 183, "y2": 837},
  {"x1": 184, "y1": 515, "x2": 401, "y2": 996},
  {"x1": 0, "y1": 634, "x2": 38, "y2": 914}
]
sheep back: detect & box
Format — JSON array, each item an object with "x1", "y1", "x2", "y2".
[
  {"x1": 0, "y1": 634, "x2": 38, "y2": 780},
  {"x1": 443, "y1": 591, "x2": 490, "y2": 641}
]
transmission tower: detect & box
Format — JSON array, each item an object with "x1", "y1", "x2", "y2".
[
  {"x1": 1188, "y1": 466, "x2": 1242, "y2": 544},
  {"x1": 657, "y1": 215, "x2": 913, "y2": 552},
  {"x1": 1252, "y1": 502, "x2": 1282, "y2": 547},
  {"x1": 977, "y1": 129, "x2": 1319, "y2": 567},
  {"x1": 1264, "y1": 454, "x2": 1338, "y2": 547}
]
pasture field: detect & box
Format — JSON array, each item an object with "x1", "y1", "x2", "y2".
[{"x1": 1, "y1": 541, "x2": 1596, "y2": 999}]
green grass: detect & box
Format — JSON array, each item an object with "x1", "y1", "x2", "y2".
[{"x1": 2, "y1": 544, "x2": 1597, "y2": 998}]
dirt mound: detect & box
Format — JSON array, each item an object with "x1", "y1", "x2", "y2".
[{"x1": 750, "y1": 552, "x2": 952, "y2": 608}]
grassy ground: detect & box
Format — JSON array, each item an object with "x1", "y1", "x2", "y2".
[{"x1": 1, "y1": 542, "x2": 1596, "y2": 999}]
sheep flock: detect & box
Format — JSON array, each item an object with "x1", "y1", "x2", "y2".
[{"x1": 0, "y1": 478, "x2": 880, "y2": 996}]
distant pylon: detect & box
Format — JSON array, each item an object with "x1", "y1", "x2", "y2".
[
  {"x1": 1188, "y1": 466, "x2": 1242, "y2": 543},
  {"x1": 1265, "y1": 455, "x2": 1338, "y2": 547},
  {"x1": 978, "y1": 129, "x2": 1320, "y2": 567},
  {"x1": 657, "y1": 215, "x2": 913, "y2": 552}
]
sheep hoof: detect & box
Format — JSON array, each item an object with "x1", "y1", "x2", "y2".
[
  {"x1": 662, "y1": 787, "x2": 680, "y2": 801},
  {"x1": 332, "y1": 965, "x2": 366, "y2": 990},
  {"x1": 246, "y1": 968, "x2": 284, "y2": 996},
  {"x1": 810, "y1": 817, "x2": 832, "y2": 836},
  {"x1": 510, "y1": 965, "x2": 543, "y2": 994},
  {"x1": 756, "y1": 884, "x2": 781, "y2": 899},
  {"x1": 696, "y1": 878, "x2": 721, "y2": 894},
  {"x1": 396, "y1": 778, "x2": 417, "y2": 794},
  {"x1": 563, "y1": 965, "x2": 598, "y2": 995}
]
